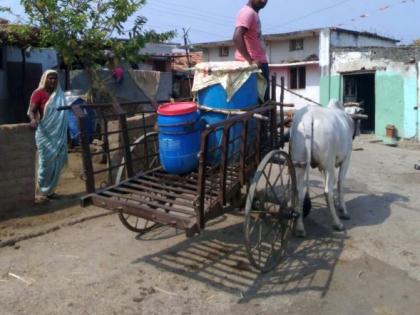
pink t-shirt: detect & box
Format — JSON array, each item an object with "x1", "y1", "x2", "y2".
[{"x1": 234, "y1": 5, "x2": 268, "y2": 63}]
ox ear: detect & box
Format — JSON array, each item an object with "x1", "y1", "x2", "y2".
[{"x1": 327, "y1": 99, "x2": 345, "y2": 111}]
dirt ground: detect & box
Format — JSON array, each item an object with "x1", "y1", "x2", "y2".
[{"x1": 1, "y1": 135, "x2": 420, "y2": 315}]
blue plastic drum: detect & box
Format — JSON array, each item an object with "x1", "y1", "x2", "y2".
[
  {"x1": 157, "y1": 102, "x2": 202, "y2": 174},
  {"x1": 197, "y1": 72, "x2": 258, "y2": 164},
  {"x1": 65, "y1": 91, "x2": 94, "y2": 145}
]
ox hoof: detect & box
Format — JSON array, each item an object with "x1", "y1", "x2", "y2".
[
  {"x1": 339, "y1": 213, "x2": 351, "y2": 220},
  {"x1": 333, "y1": 223, "x2": 345, "y2": 231},
  {"x1": 295, "y1": 229, "x2": 306, "y2": 238}
]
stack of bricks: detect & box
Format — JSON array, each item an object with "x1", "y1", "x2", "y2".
[{"x1": 0, "y1": 124, "x2": 36, "y2": 215}]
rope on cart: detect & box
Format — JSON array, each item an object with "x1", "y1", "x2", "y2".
[
  {"x1": 274, "y1": 82, "x2": 368, "y2": 121},
  {"x1": 197, "y1": 105, "x2": 270, "y2": 121},
  {"x1": 276, "y1": 83, "x2": 322, "y2": 106}
]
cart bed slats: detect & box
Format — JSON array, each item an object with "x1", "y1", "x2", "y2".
[{"x1": 73, "y1": 100, "x2": 278, "y2": 236}]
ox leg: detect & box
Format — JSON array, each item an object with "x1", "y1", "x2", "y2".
[
  {"x1": 324, "y1": 168, "x2": 344, "y2": 231},
  {"x1": 295, "y1": 167, "x2": 307, "y2": 237},
  {"x1": 337, "y1": 158, "x2": 351, "y2": 220}
]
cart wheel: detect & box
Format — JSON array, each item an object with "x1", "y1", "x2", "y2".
[
  {"x1": 118, "y1": 213, "x2": 160, "y2": 234},
  {"x1": 116, "y1": 131, "x2": 161, "y2": 234},
  {"x1": 244, "y1": 150, "x2": 298, "y2": 272}
]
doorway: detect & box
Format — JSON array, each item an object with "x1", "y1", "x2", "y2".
[
  {"x1": 343, "y1": 73, "x2": 375, "y2": 132},
  {"x1": 7, "y1": 61, "x2": 43, "y2": 124}
]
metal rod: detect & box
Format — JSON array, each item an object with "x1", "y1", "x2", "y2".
[
  {"x1": 279, "y1": 76, "x2": 285, "y2": 148},
  {"x1": 219, "y1": 124, "x2": 231, "y2": 205},
  {"x1": 122, "y1": 181, "x2": 197, "y2": 202},
  {"x1": 101, "y1": 111, "x2": 114, "y2": 185},
  {"x1": 239, "y1": 120, "x2": 248, "y2": 186},
  {"x1": 112, "y1": 103, "x2": 134, "y2": 178},
  {"x1": 72, "y1": 105, "x2": 95, "y2": 193},
  {"x1": 91, "y1": 195, "x2": 194, "y2": 230},
  {"x1": 277, "y1": 82, "x2": 322, "y2": 106},
  {"x1": 197, "y1": 132, "x2": 209, "y2": 230}
]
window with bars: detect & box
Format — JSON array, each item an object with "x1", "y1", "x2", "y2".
[
  {"x1": 290, "y1": 67, "x2": 306, "y2": 90},
  {"x1": 219, "y1": 46, "x2": 229, "y2": 57},
  {"x1": 290, "y1": 38, "x2": 304, "y2": 51}
]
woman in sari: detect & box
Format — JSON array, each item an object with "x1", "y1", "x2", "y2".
[{"x1": 28, "y1": 70, "x2": 68, "y2": 199}]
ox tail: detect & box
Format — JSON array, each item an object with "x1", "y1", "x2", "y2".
[{"x1": 302, "y1": 114, "x2": 313, "y2": 217}]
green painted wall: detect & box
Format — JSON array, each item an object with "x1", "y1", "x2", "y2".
[
  {"x1": 375, "y1": 71, "x2": 418, "y2": 139},
  {"x1": 320, "y1": 75, "x2": 341, "y2": 106},
  {"x1": 403, "y1": 76, "x2": 418, "y2": 138},
  {"x1": 321, "y1": 70, "x2": 418, "y2": 140},
  {"x1": 375, "y1": 72, "x2": 405, "y2": 138}
]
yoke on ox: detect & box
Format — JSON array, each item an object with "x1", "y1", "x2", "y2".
[{"x1": 290, "y1": 99, "x2": 354, "y2": 237}]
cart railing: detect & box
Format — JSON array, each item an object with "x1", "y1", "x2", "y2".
[
  {"x1": 70, "y1": 100, "x2": 161, "y2": 193},
  {"x1": 195, "y1": 103, "x2": 278, "y2": 229}
]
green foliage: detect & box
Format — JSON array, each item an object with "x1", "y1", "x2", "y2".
[
  {"x1": 0, "y1": 6, "x2": 37, "y2": 48},
  {"x1": 0, "y1": 24, "x2": 39, "y2": 48},
  {"x1": 0, "y1": 6, "x2": 11, "y2": 13},
  {"x1": 20, "y1": 0, "x2": 176, "y2": 68}
]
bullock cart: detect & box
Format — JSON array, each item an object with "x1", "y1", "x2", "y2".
[{"x1": 64, "y1": 78, "x2": 298, "y2": 272}]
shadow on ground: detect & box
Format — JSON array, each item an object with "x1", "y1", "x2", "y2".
[
  {"x1": 308, "y1": 178, "x2": 407, "y2": 229},
  {"x1": 132, "y1": 176, "x2": 405, "y2": 302},
  {"x1": 134, "y1": 218, "x2": 346, "y2": 302},
  {"x1": 0, "y1": 192, "x2": 84, "y2": 223}
]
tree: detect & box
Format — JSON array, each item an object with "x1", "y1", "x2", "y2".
[
  {"x1": 20, "y1": 0, "x2": 175, "y2": 100},
  {"x1": 0, "y1": 18, "x2": 42, "y2": 121},
  {"x1": 0, "y1": 6, "x2": 11, "y2": 13}
]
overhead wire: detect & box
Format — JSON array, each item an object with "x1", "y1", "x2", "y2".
[
  {"x1": 264, "y1": 0, "x2": 354, "y2": 31},
  {"x1": 149, "y1": 0, "x2": 289, "y2": 31},
  {"x1": 333, "y1": 0, "x2": 416, "y2": 29}
]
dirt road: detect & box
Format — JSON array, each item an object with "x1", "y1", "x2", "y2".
[{"x1": 1, "y1": 136, "x2": 420, "y2": 315}]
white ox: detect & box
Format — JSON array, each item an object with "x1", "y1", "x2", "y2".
[{"x1": 290, "y1": 99, "x2": 355, "y2": 237}]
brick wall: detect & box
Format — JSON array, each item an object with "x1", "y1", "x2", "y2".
[{"x1": 0, "y1": 124, "x2": 36, "y2": 214}]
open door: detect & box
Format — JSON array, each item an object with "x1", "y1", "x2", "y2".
[
  {"x1": 343, "y1": 73, "x2": 375, "y2": 132},
  {"x1": 7, "y1": 61, "x2": 43, "y2": 124}
]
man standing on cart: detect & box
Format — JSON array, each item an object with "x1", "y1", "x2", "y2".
[{"x1": 233, "y1": 0, "x2": 269, "y2": 101}]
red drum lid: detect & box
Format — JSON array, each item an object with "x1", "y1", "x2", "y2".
[{"x1": 158, "y1": 102, "x2": 197, "y2": 116}]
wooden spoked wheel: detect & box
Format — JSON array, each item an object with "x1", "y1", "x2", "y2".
[
  {"x1": 116, "y1": 131, "x2": 161, "y2": 234},
  {"x1": 244, "y1": 150, "x2": 298, "y2": 272}
]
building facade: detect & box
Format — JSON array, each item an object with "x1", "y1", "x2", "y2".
[
  {"x1": 0, "y1": 45, "x2": 58, "y2": 124},
  {"x1": 327, "y1": 46, "x2": 420, "y2": 140},
  {"x1": 196, "y1": 27, "x2": 398, "y2": 110}
]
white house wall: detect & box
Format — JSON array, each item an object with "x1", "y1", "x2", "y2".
[
  {"x1": 269, "y1": 36, "x2": 319, "y2": 63},
  {"x1": 6, "y1": 46, "x2": 58, "y2": 71},
  {"x1": 331, "y1": 51, "x2": 411, "y2": 75},
  {"x1": 202, "y1": 45, "x2": 236, "y2": 63},
  {"x1": 271, "y1": 64, "x2": 320, "y2": 109},
  {"x1": 330, "y1": 31, "x2": 396, "y2": 48},
  {"x1": 202, "y1": 36, "x2": 320, "y2": 65}
]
